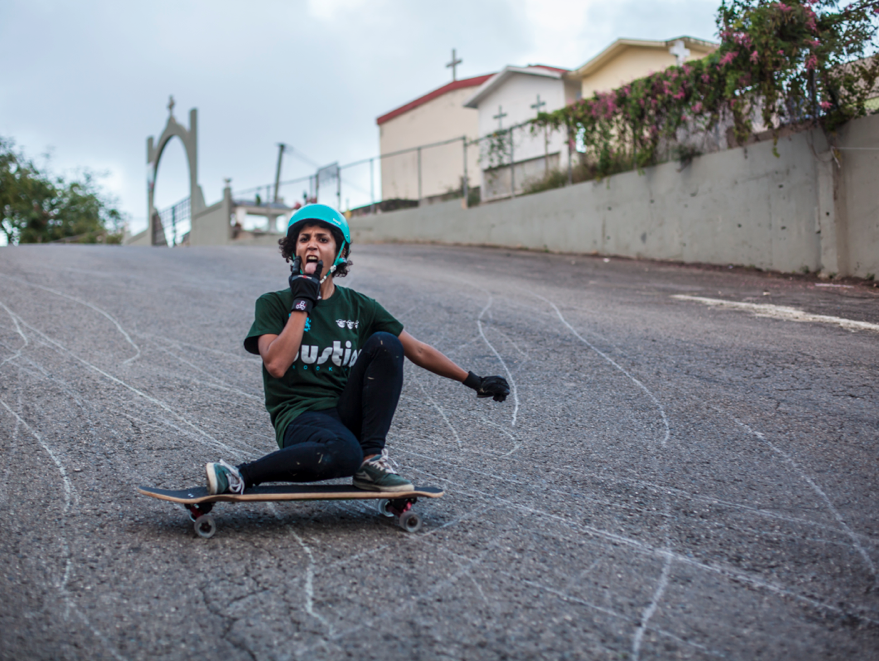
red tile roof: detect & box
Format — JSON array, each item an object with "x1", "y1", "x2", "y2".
[{"x1": 376, "y1": 74, "x2": 494, "y2": 126}]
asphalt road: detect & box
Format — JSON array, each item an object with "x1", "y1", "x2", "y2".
[{"x1": 1, "y1": 243, "x2": 877, "y2": 660}]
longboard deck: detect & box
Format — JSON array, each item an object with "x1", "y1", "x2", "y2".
[{"x1": 137, "y1": 484, "x2": 444, "y2": 505}]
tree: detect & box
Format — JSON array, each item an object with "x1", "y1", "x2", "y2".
[{"x1": 0, "y1": 137, "x2": 124, "y2": 245}]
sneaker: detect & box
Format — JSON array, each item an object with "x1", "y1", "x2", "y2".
[
  {"x1": 353, "y1": 450, "x2": 413, "y2": 492},
  {"x1": 206, "y1": 460, "x2": 245, "y2": 495}
]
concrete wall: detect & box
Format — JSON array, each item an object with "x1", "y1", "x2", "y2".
[
  {"x1": 351, "y1": 114, "x2": 879, "y2": 278},
  {"x1": 125, "y1": 227, "x2": 152, "y2": 247},
  {"x1": 189, "y1": 186, "x2": 233, "y2": 246},
  {"x1": 837, "y1": 116, "x2": 879, "y2": 277}
]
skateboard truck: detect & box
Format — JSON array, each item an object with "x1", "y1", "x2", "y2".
[
  {"x1": 185, "y1": 503, "x2": 216, "y2": 539},
  {"x1": 377, "y1": 497, "x2": 422, "y2": 532}
]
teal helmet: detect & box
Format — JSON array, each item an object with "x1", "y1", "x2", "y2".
[{"x1": 286, "y1": 203, "x2": 351, "y2": 273}]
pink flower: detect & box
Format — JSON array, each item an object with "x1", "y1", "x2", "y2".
[
  {"x1": 777, "y1": 2, "x2": 791, "y2": 11},
  {"x1": 750, "y1": 50, "x2": 759, "y2": 63},
  {"x1": 682, "y1": 64, "x2": 692, "y2": 74},
  {"x1": 805, "y1": 53, "x2": 818, "y2": 70},
  {"x1": 820, "y1": 100, "x2": 832, "y2": 110},
  {"x1": 702, "y1": 73, "x2": 711, "y2": 84},
  {"x1": 807, "y1": 39, "x2": 821, "y2": 48},
  {"x1": 719, "y1": 51, "x2": 738, "y2": 66},
  {"x1": 778, "y1": 50, "x2": 785, "y2": 55},
  {"x1": 693, "y1": 101, "x2": 703, "y2": 113},
  {"x1": 806, "y1": 18, "x2": 817, "y2": 31}
]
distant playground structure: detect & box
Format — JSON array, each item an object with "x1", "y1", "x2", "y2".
[{"x1": 126, "y1": 98, "x2": 297, "y2": 247}]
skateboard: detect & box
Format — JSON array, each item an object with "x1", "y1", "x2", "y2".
[{"x1": 137, "y1": 484, "x2": 444, "y2": 538}]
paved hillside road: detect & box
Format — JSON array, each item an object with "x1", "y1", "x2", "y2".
[{"x1": 1, "y1": 243, "x2": 877, "y2": 660}]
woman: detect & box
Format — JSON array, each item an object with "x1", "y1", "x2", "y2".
[{"x1": 206, "y1": 204, "x2": 509, "y2": 495}]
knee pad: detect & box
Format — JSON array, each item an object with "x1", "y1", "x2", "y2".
[{"x1": 364, "y1": 332, "x2": 403, "y2": 361}]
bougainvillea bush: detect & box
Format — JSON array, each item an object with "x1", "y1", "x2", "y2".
[{"x1": 536, "y1": 0, "x2": 879, "y2": 177}]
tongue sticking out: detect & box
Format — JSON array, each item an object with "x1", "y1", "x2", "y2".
[{"x1": 304, "y1": 259, "x2": 318, "y2": 275}]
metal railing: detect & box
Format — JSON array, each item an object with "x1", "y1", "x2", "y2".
[
  {"x1": 156, "y1": 196, "x2": 191, "y2": 246},
  {"x1": 231, "y1": 121, "x2": 579, "y2": 215}
]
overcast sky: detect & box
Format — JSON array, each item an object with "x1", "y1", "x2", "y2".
[{"x1": 1, "y1": 0, "x2": 718, "y2": 238}]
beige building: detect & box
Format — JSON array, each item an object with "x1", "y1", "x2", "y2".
[
  {"x1": 572, "y1": 36, "x2": 718, "y2": 98},
  {"x1": 376, "y1": 74, "x2": 492, "y2": 203}
]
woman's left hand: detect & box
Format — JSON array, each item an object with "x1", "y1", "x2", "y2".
[{"x1": 463, "y1": 372, "x2": 510, "y2": 402}]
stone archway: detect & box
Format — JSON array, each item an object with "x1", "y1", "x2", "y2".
[{"x1": 146, "y1": 97, "x2": 207, "y2": 245}]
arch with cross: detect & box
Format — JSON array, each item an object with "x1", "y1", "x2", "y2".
[{"x1": 146, "y1": 96, "x2": 207, "y2": 245}]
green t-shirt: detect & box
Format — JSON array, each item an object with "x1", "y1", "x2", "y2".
[{"x1": 244, "y1": 285, "x2": 404, "y2": 448}]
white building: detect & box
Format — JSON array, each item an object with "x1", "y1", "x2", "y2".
[{"x1": 464, "y1": 65, "x2": 580, "y2": 201}]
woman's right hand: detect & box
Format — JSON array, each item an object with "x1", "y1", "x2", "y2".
[{"x1": 289, "y1": 257, "x2": 323, "y2": 313}]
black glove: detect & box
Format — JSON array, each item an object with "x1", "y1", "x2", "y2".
[
  {"x1": 463, "y1": 371, "x2": 510, "y2": 402},
  {"x1": 288, "y1": 257, "x2": 322, "y2": 314}
]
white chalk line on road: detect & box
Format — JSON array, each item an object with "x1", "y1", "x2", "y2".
[
  {"x1": 532, "y1": 294, "x2": 670, "y2": 447},
  {"x1": 131, "y1": 331, "x2": 257, "y2": 363},
  {"x1": 403, "y1": 437, "x2": 670, "y2": 519},
  {"x1": 9, "y1": 312, "x2": 247, "y2": 459},
  {"x1": 0, "y1": 396, "x2": 126, "y2": 661},
  {"x1": 144, "y1": 339, "x2": 263, "y2": 402},
  {"x1": 530, "y1": 292, "x2": 673, "y2": 659},
  {"x1": 478, "y1": 296, "x2": 520, "y2": 427},
  {"x1": 405, "y1": 459, "x2": 879, "y2": 625},
  {"x1": 411, "y1": 373, "x2": 462, "y2": 448},
  {"x1": 512, "y1": 573, "x2": 726, "y2": 659},
  {"x1": 404, "y1": 421, "x2": 879, "y2": 555},
  {"x1": 672, "y1": 295, "x2": 879, "y2": 333},
  {"x1": 407, "y1": 464, "x2": 726, "y2": 658},
  {"x1": 0, "y1": 273, "x2": 142, "y2": 363},
  {"x1": 266, "y1": 503, "x2": 334, "y2": 638},
  {"x1": 0, "y1": 398, "x2": 72, "y2": 514},
  {"x1": 0, "y1": 300, "x2": 29, "y2": 367},
  {"x1": 733, "y1": 418, "x2": 878, "y2": 589}
]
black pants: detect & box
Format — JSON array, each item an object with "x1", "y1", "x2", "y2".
[{"x1": 238, "y1": 332, "x2": 404, "y2": 488}]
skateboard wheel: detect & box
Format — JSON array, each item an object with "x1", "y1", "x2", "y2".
[
  {"x1": 397, "y1": 511, "x2": 422, "y2": 533},
  {"x1": 194, "y1": 514, "x2": 216, "y2": 539},
  {"x1": 377, "y1": 499, "x2": 394, "y2": 518}
]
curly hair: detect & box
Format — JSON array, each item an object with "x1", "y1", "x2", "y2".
[{"x1": 278, "y1": 221, "x2": 352, "y2": 278}]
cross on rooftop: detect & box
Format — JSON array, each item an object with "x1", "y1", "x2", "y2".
[
  {"x1": 669, "y1": 39, "x2": 690, "y2": 67},
  {"x1": 531, "y1": 94, "x2": 546, "y2": 116},
  {"x1": 493, "y1": 105, "x2": 508, "y2": 129},
  {"x1": 446, "y1": 48, "x2": 462, "y2": 81},
  {"x1": 168, "y1": 95, "x2": 175, "y2": 116}
]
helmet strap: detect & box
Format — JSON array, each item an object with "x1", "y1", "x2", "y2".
[{"x1": 319, "y1": 242, "x2": 348, "y2": 284}]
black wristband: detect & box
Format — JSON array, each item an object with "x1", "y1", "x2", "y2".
[
  {"x1": 291, "y1": 298, "x2": 314, "y2": 314},
  {"x1": 463, "y1": 371, "x2": 482, "y2": 390}
]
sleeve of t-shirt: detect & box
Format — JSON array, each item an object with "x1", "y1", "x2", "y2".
[
  {"x1": 243, "y1": 293, "x2": 288, "y2": 355},
  {"x1": 368, "y1": 298, "x2": 404, "y2": 337}
]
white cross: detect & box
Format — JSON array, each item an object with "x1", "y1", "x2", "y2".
[
  {"x1": 446, "y1": 48, "x2": 462, "y2": 81},
  {"x1": 493, "y1": 105, "x2": 508, "y2": 129},
  {"x1": 531, "y1": 94, "x2": 546, "y2": 116},
  {"x1": 167, "y1": 95, "x2": 175, "y2": 116},
  {"x1": 669, "y1": 39, "x2": 690, "y2": 67}
]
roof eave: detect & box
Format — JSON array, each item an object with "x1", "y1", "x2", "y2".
[
  {"x1": 572, "y1": 35, "x2": 720, "y2": 78},
  {"x1": 463, "y1": 66, "x2": 564, "y2": 108}
]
